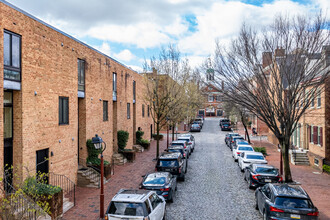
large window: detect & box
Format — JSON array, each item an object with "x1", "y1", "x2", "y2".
[
  {"x1": 113, "y1": 73, "x2": 117, "y2": 101},
  {"x1": 103, "y1": 101, "x2": 108, "y2": 121},
  {"x1": 147, "y1": 105, "x2": 150, "y2": 117},
  {"x1": 127, "y1": 103, "x2": 130, "y2": 119},
  {"x1": 78, "y1": 59, "x2": 85, "y2": 91},
  {"x1": 142, "y1": 104, "x2": 145, "y2": 117},
  {"x1": 59, "y1": 97, "x2": 69, "y2": 125},
  {"x1": 317, "y1": 89, "x2": 321, "y2": 108},
  {"x1": 133, "y1": 80, "x2": 136, "y2": 102},
  {"x1": 4, "y1": 30, "x2": 21, "y2": 81}
]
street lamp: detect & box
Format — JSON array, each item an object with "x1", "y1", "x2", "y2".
[
  {"x1": 92, "y1": 134, "x2": 107, "y2": 219},
  {"x1": 279, "y1": 123, "x2": 284, "y2": 176}
]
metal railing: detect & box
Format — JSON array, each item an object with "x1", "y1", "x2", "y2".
[
  {"x1": 49, "y1": 172, "x2": 76, "y2": 206},
  {"x1": 1, "y1": 172, "x2": 46, "y2": 220}
]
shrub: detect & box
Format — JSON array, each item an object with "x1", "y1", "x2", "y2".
[
  {"x1": 140, "y1": 139, "x2": 150, "y2": 145},
  {"x1": 152, "y1": 134, "x2": 164, "y2": 140},
  {"x1": 86, "y1": 157, "x2": 110, "y2": 166},
  {"x1": 254, "y1": 147, "x2": 267, "y2": 156},
  {"x1": 86, "y1": 139, "x2": 101, "y2": 164},
  {"x1": 23, "y1": 177, "x2": 61, "y2": 196},
  {"x1": 118, "y1": 130, "x2": 129, "y2": 150},
  {"x1": 323, "y1": 164, "x2": 330, "y2": 173},
  {"x1": 136, "y1": 130, "x2": 144, "y2": 144}
]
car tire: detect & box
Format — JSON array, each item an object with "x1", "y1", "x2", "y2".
[
  {"x1": 162, "y1": 209, "x2": 166, "y2": 220},
  {"x1": 255, "y1": 197, "x2": 259, "y2": 210},
  {"x1": 244, "y1": 174, "x2": 247, "y2": 181},
  {"x1": 168, "y1": 190, "x2": 174, "y2": 203},
  {"x1": 263, "y1": 210, "x2": 267, "y2": 220},
  {"x1": 185, "y1": 162, "x2": 188, "y2": 173},
  {"x1": 181, "y1": 174, "x2": 185, "y2": 181},
  {"x1": 248, "y1": 178, "x2": 253, "y2": 189}
]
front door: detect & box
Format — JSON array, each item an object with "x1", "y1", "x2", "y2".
[
  {"x1": 3, "y1": 91, "x2": 13, "y2": 193},
  {"x1": 36, "y1": 148, "x2": 49, "y2": 183}
]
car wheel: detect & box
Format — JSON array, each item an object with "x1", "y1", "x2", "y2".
[
  {"x1": 255, "y1": 197, "x2": 259, "y2": 210},
  {"x1": 248, "y1": 178, "x2": 253, "y2": 189},
  {"x1": 181, "y1": 174, "x2": 185, "y2": 181},
  {"x1": 162, "y1": 208, "x2": 166, "y2": 220},
  {"x1": 244, "y1": 174, "x2": 246, "y2": 181},
  {"x1": 263, "y1": 210, "x2": 267, "y2": 220},
  {"x1": 168, "y1": 190, "x2": 174, "y2": 203},
  {"x1": 185, "y1": 162, "x2": 188, "y2": 173}
]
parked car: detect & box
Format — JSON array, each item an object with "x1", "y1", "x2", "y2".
[
  {"x1": 220, "y1": 122, "x2": 232, "y2": 131},
  {"x1": 230, "y1": 136, "x2": 245, "y2": 150},
  {"x1": 190, "y1": 124, "x2": 201, "y2": 132},
  {"x1": 105, "y1": 189, "x2": 166, "y2": 220},
  {"x1": 238, "y1": 152, "x2": 267, "y2": 171},
  {"x1": 140, "y1": 172, "x2": 177, "y2": 202},
  {"x1": 232, "y1": 139, "x2": 250, "y2": 151},
  {"x1": 171, "y1": 140, "x2": 191, "y2": 156},
  {"x1": 244, "y1": 164, "x2": 282, "y2": 189},
  {"x1": 166, "y1": 145, "x2": 189, "y2": 166},
  {"x1": 219, "y1": 118, "x2": 230, "y2": 126},
  {"x1": 156, "y1": 152, "x2": 187, "y2": 181},
  {"x1": 255, "y1": 183, "x2": 319, "y2": 219},
  {"x1": 233, "y1": 145, "x2": 254, "y2": 161},
  {"x1": 177, "y1": 136, "x2": 195, "y2": 153},
  {"x1": 225, "y1": 133, "x2": 239, "y2": 146},
  {"x1": 194, "y1": 118, "x2": 203, "y2": 127}
]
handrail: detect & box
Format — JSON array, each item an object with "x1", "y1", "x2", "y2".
[{"x1": 49, "y1": 172, "x2": 76, "y2": 206}]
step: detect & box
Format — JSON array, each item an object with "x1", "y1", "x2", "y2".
[
  {"x1": 295, "y1": 161, "x2": 310, "y2": 165},
  {"x1": 63, "y1": 200, "x2": 74, "y2": 214}
]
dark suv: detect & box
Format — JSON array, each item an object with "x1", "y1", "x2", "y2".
[
  {"x1": 156, "y1": 152, "x2": 187, "y2": 181},
  {"x1": 255, "y1": 183, "x2": 319, "y2": 219}
]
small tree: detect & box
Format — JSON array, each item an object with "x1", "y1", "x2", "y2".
[{"x1": 117, "y1": 130, "x2": 129, "y2": 151}]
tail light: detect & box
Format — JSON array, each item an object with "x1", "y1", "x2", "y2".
[
  {"x1": 105, "y1": 216, "x2": 108, "y2": 220},
  {"x1": 160, "y1": 187, "x2": 170, "y2": 192},
  {"x1": 232, "y1": 141, "x2": 234, "y2": 143},
  {"x1": 270, "y1": 206, "x2": 284, "y2": 213},
  {"x1": 178, "y1": 168, "x2": 181, "y2": 173},
  {"x1": 228, "y1": 126, "x2": 231, "y2": 128},
  {"x1": 184, "y1": 146, "x2": 186, "y2": 149},
  {"x1": 252, "y1": 174, "x2": 260, "y2": 180},
  {"x1": 143, "y1": 217, "x2": 150, "y2": 220},
  {"x1": 183, "y1": 153, "x2": 186, "y2": 157},
  {"x1": 237, "y1": 152, "x2": 241, "y2": 155},
  {"x1": 155, "y1": 167, "x2": 158, "y2": 171},
  {"x1": 189, "y1": 142, "x2": 192, "y2": 145},
  {"x1": 277, "y1": 176, "x2": 283, "y2": 182},
  {"x1": 307, "y1": 211, "x2": 319, "y2": 216}
]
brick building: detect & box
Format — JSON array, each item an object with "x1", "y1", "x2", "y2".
[{"x1": 0, "y1": 0, "x2": 153, "y2": 193}]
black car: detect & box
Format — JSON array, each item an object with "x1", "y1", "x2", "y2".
[
  {"x1": 190, "y1": 124, "x2": 201, "y2": 132},
  {"x1": 244, "y1": 164, "x2": 282, "y2": 189},
  {"x1": 219, "y1": 118, "x2": 230, "y2": 126},
  {"x1": 140, "y1": 172, "x2": 177, "y2": 202},
  {"x1": 156, "y1": 152, "x2": 187, "y2": 181},
  {"x1": 225, "y1": 133, "x2": 239, "y2": 146},
  {"x1": 255, "y1": 183, "x2": 319, "y2": 220},
  {"x1": 167, "y1": 145, "x2": 189, "y2": 161},
  {"x1": 220, "y1": 122, "x2": 232, "y2": 131}
]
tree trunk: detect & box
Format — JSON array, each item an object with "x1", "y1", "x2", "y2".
[
  {"x1": 241, "y1": 114, "x2": 251, "y2": 144},
  {"x1": 172, "y1": 122, "x2": 175, "y2": 141},
  {"x1": 281, "y1": 138, "x2": 293, "y2": 182},
  {"x1": 156, "y1": 122, "x2": 160, "y2": 159}
]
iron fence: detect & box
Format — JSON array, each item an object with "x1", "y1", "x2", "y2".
[{"x1": 49, "y1": 172, "x2": 76, "y2": 206}]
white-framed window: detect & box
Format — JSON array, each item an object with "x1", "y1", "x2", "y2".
[
  {"x1": 310, "y1": 125, "x2": 313, "y2": 143},
  {"x1": 208, "y1": 95, "x2": 214, "y2": 102}
]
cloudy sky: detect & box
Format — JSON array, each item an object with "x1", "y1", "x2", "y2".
[{"x1": 5, "y1": 0, "x2": 330, "y2": 72}]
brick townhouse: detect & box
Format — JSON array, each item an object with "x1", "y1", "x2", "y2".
[{"x1": 0, "y1": 0, "x2": 153, "y2": 193}]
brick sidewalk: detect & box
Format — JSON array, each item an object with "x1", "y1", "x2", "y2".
[
  {"x1": 63, "y1": 138, "x2": 168, "y2": 219},
  {"x1": 235, "y1": 124, "x2": 330, "y2": 220}
]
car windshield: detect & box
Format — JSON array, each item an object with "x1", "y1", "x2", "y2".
[
  {"x1": 178, "y1": 138, "x2": 189, "y2": 142},
  {"x1": 144, "y1": 176, "x2": 166, "y2": 185},
  {"x1": 192, "y1": 124, "x2": 199, "y2": 127},
  {"x1": 246, "y1": 155, "x2": 264, "y2": 160},
  {"x1": 233, "y1": 137, "x2": 244, "y2": 141},
  {"x1": 168, "y1": 149, "x2": 183, "y2": 155},
  {"x1": 238, "y1": 147, "x2": 253, "y2": 151},
  {"x1": 275, "y1": 197, "x2": 313, "y2": 209},
  {"x1": 159, "y1": 160, "x2": 178, "y2": 167},
  {"x1": 171, "y1": 143, "x2": 184, "y2": 146},
  {"x1": 108, "y1": 202, "x2": 145, "y2": 216},
  {"x1": 237, "y1": 142, "x2": 249, "y2": 145},
  {"x1": 255, "y1": 167, "x2": 278, "y2": 174}
]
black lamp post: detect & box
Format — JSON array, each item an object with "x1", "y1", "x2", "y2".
[
  {"x1": 280, "y1": 123, "x2": 285, "y2": 176},
  {"x1": 92, "y1": 134, "x2": 106, "y2": 219}
]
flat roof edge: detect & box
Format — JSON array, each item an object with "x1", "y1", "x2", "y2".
[{"x1": 0, "y1": 0, "x2": 139, "y2": 74}]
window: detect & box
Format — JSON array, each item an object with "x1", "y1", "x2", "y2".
[
  {"x1": 310, "y1": 125, "x2": 314, "y2": 143},
  {"x1": 317, "y1": 127, "x2": 323, "y2": 146},
  {"x1": 317, "y1": 89, "x2": 321, "y2": 108},
  {"x1": 142, "y1": 104, "x2": 145, "y2": 117},
  {"x1": 113, "y1": 73, "x2": 117, "y2": 101},
  {"x1": 133, "y1": 80, "x2": 136, "y2": 101},
  {"x1": 216, "y1": 95, "x2": 221, "y2": 102},
  {"x1": 4, "y1": 30, "x2": 21, "y2": 81},
  {"x1": 103, "y1": 101, "x2": 108, "y2": 121},
  {"x1": 78, "y1": 59, "x2": 85, "y2": 91},
  {"x1": 208, "y1": 95, "x2": 214, "y2": 102},
  {"x1": 311, "y1": 92, "x2": 315, "y2": 108},
  {"x1": 147, "y1": 105, "x2": 150, "y2": 117},
  {"x1": 127, "y1": 103, "x2": 130, "y2": 119},
  {"x1": 59, "y1": 97, "x2": 69, "y2": 125}
]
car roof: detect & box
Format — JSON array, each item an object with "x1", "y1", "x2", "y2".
[
  {"x1": 233, "y1": 136, "x2": 244, "y2": 139},
  {"x1": 172, "y1": 140, "x2": 186, "y2": 143},
  {"x1": 178, "y1": 137, "x2": 190, "y2": 140},
  {"x1": 252, "y1": 164, "x2": 275, "y2": 169},
  {"x1": 245, "y1": 152, "x2": 264, "y2": 156},
  {"x1": 159, "y1": 152, "x2": 181, "y2": 159},
  {"x1": 270, "y1": 184, "x2": 309, "y2": 199},
  {"x1": 112, "y1": 189, "x2": 153, "y2": 202},
  {"x1": 237, "y1": 145, "x2": 253, "y2": 149},
  {"x1": 181, "y1": 134, "x2": 193, "y2": 137},
  {"x1": 168, "y1": 145, "x2": 184, "y2": 150}
]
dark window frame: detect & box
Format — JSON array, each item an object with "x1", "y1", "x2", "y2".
[
  {"x1": 127, "y1": 103, "x2": 130, "y2": 119},
  {"x1": 103, "y1": 100, "x2": 108, "y2": 121},
  {"x1": 142, "y1": 104, "x2": 145, "y2": 117},
  {"x1": 147, "y1": 105, "x2": 150, "y2": 117},
  {"x1": 113, "y1": 72, "x2": 117, "y2": 100},
  {"x1": 4, "y1": 30, "x2": 21, "y2": 82},
  {"x1": 59, "y1": 97, "x2": 69, "y2": 125},
  {"x1": 133, "y1": 80, "x2": 136, "y2": 101},
  {"x1": 78, "y1": 59, "x2": 85, "y2": 91}
]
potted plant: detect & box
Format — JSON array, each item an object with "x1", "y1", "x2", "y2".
[
  {"x1": 136, "y1": 130, "x2": 144, "y2": 145},
  {"x1": 152, "y1": 133, "x2": 164, "y2": 140},
  {"x1": 140, "y1": 139, "x2": 150, "y2": 150},
  {"x1": 118, "y1": 130, "x2": 129, "y2": 151}
]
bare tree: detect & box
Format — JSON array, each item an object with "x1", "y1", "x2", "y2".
[
  {"x1": 214, "y1": 13, "x2": 330, "y2": 182},
  {"x1": 143, "y1": 45, "x2": 187, "y2": 159}
]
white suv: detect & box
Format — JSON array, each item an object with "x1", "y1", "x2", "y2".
[{"x1": 105, "y1": 189, "x2": 166, "y2": 220}]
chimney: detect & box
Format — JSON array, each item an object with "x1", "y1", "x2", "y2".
[
  {"x1": 322, "y1": 45, "x2": 330, "y2": 67},
  {"x1": 152, "y1": 67, "x2": 157, "y2": 76},
  {"x1": 222, "y1": 81, "x2": 224, "y2": 91},
  {"x1": 262, "y1": 52, "x2": 272, "y2": 68},
  {"x1": 274, "y1": 48, "x2": 285, "y2": 57}
]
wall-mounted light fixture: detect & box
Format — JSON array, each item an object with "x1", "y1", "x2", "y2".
[
  {"x1": 34, "y1": 91, "x2": 37, "y2": 96},
  {"x1": 51, "y1": 151, "x2": 54, "y2": 157}
]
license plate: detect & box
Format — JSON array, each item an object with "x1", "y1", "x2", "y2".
[
  {"x1": 264, "y1": 179, "x2": 271, "y2": 182},
  {"x1": 165, "y1": 169, "x2": 172, "y2": 172},
  {"x1": 291, "y1": 214, "x2": 301, "y2": 219}
]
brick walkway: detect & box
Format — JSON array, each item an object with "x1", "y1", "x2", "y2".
[
  {"x1": 63, "y1": 138, "x2": 168, "y2": 220},
  {"x1": 235, "y1": 124, "x2": 330, "y2": 220}
]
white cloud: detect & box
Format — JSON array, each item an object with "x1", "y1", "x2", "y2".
[
  {"x1": 113, "y1": 49, "x2": 136, "y2": 62},
  {"x1": 93, "y1": 42, "x2": 111, "y2": 56},
  {"x1": 127, "y1": 65, "x2": 144, "y2": 73}
]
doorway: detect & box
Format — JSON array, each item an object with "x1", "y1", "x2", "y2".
[
  {"x1": 4, "y1": 91, "x2": 13, "y2": 192},
  {"x1": 36, "y1": 148, "x2": 49, "y2": 183}
]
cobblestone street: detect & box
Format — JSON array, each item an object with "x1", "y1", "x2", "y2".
[{"x1": 165, "y1": 118, "x2": 261, "y2": 220}]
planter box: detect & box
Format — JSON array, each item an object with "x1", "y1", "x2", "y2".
[
  {"x1": 119, "y1": 150, "x2": 136, "y2": 162},
  {"x1": 141, "y1": 143, "x2": 150, "y2": 150},
  {"x1": 152, "y1": 134, "x2": 164, "y2": 140},
  {"x1": 91, "y1": 164, "x2": 112, "y2": 180},
  {"x1": 39, "y1": 190, "x2": 63, "y2": 220}
]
